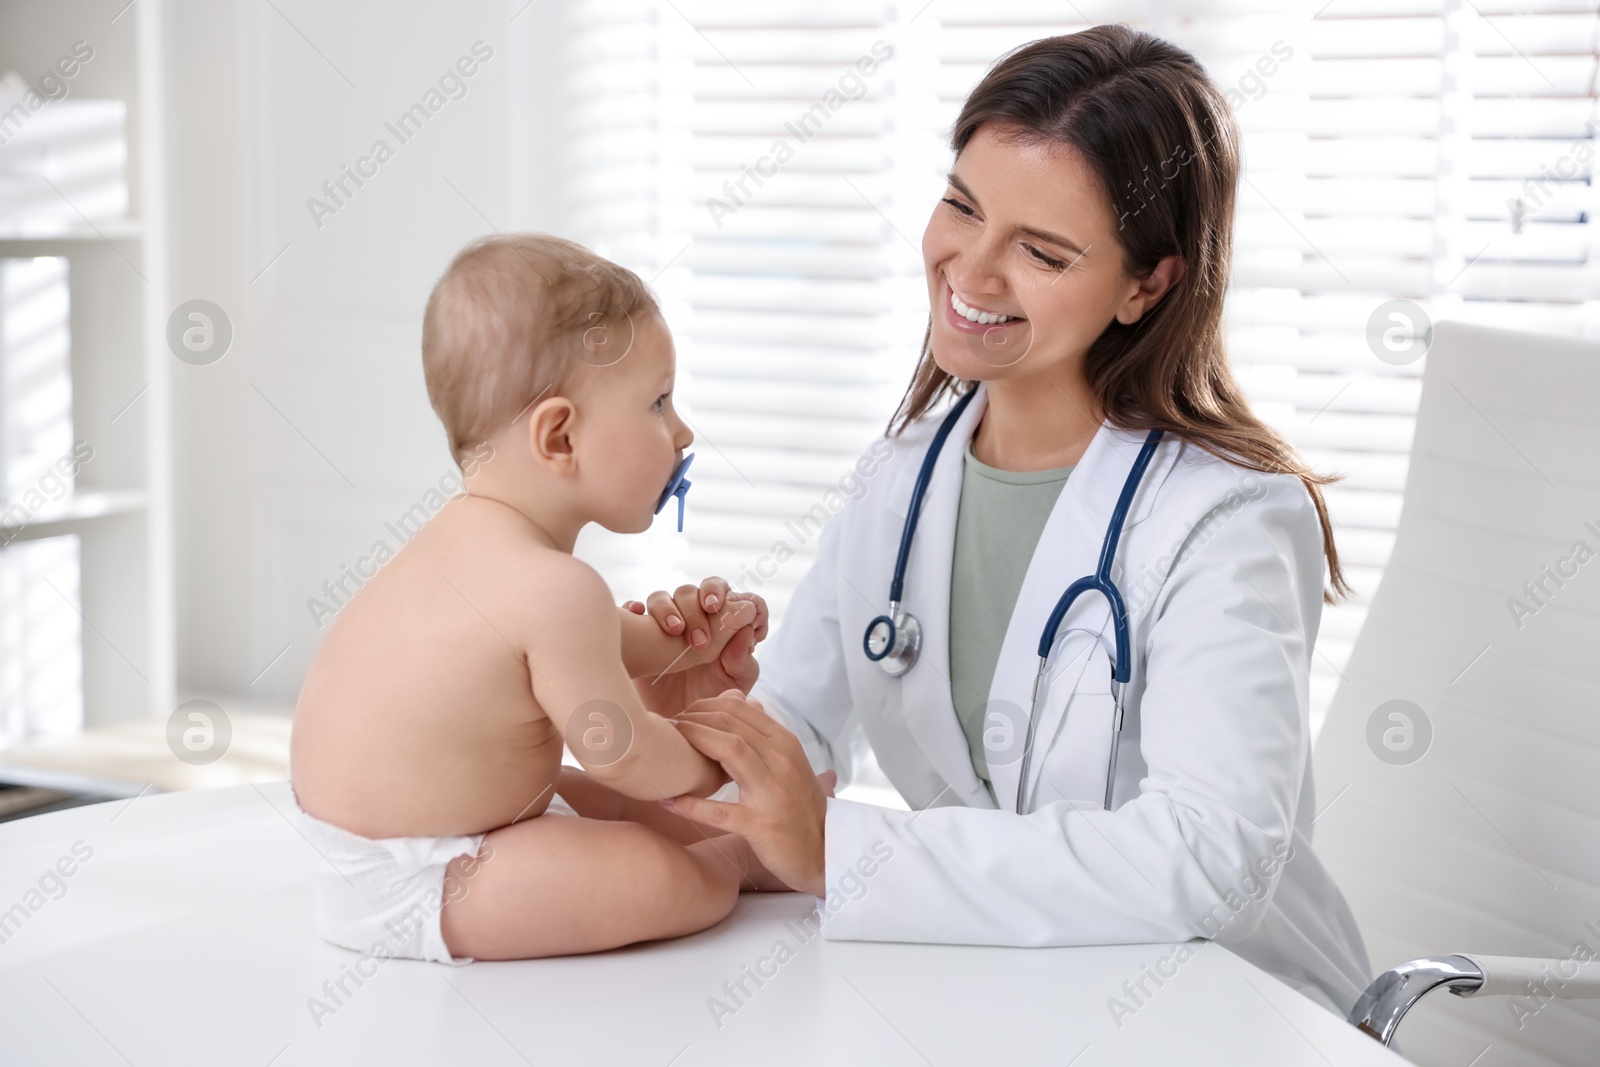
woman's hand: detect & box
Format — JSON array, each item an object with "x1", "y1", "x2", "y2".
[
  {"x1": 626, "y1": 576, "x2": 769, "y2": 718},
  {"x1": 661, "y1": 689, "x2": 828, "y2": 897},
  {"x1": 633, "y1": 617, "x2": 759, "y2": 719}
]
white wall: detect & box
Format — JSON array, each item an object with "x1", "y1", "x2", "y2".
[{"x1": 165, "y1": 0, "x2": 578, "y2": 707}]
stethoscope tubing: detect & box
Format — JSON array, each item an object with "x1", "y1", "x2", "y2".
[
  {"x1": 1035, "y1": 429, "x2": 1164, "y2": 676},
  {"x1": 868, "y1": 388, "x2": 1164, "y2": 814},
  {"x1": 888, "y1": 389, "x2": 978, "y2": 604}
]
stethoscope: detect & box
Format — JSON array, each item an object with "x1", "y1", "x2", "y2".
[{"x1": 861, "y1": 389, "x2": 1164, "y2": 813}]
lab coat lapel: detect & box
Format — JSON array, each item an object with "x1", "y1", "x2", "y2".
[
  {"x1": 894, "y1": 385, "x2": 993, "y2": 808},
  {"x1": 987, "y1": 423, "x2": 1175, "y2": 813}
]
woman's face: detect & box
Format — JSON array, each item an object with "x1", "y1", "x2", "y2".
[{"x1": 921, "y1": 123, "x2": 1174, "y2": 386}]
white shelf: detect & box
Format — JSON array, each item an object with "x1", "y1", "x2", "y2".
[
  {"x1": 0, "y1": 711, "x2": 291, "y2": 797},
  {"x1": 0, "y1": 0, "x2": 172, "y2": 735},
  {"x1": 0, "y1": 217, "x2": 142, "y2": 243},
  {"x1": 0, "y1": 490, "x2": 147, "y2": 541}
]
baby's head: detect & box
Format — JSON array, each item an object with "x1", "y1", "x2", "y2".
[{"x1": 422, "y1": 234, "x2": 692, "y2": 534}]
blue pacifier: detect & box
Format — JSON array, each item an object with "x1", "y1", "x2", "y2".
[{"x1": 655, "y1": 453, "x2": 694, "y2": 532}]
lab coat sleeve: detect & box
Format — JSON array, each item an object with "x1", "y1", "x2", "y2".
[
  {"x1": 818, "y1": 474, "x2": 1321, "y2": 947},
  {"x1": 749, "y1": 501, "x2": 863, "y2": 786}
]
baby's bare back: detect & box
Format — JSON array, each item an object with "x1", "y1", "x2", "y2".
[{"x1": 291, "y1": 497, "x2": 567, "y2": 839}]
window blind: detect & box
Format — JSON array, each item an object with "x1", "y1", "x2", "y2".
[
  {"x1": 560, "y1": 0, "x2": 1598, "y2": 732},
  {"x1": 1220, "y1": 0, "x2": 1599, "y2": 721},
  {"x1": 564, "y1": 0, "x2": 921, "y2": 617}
]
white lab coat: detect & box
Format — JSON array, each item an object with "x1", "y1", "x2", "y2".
[{"x1": 752, "y1": 384, "x2": 1374, "y2": 1018}]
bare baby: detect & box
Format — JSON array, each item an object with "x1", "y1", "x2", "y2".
[{"x1": 290, "y1": 234, "x2": 777, "y2": 964}]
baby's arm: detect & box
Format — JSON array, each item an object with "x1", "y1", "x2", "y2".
[{"x1": 532, "y1": 559, "x2": 728, "y2": 801}]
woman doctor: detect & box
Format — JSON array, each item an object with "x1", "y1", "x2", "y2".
[{"x1": 632, "y1": 26, "x2": 1373, "y2": 1019}]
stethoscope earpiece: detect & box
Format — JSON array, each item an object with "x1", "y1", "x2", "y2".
[{"x1": 655, "y1": 453, "x2": 694, "y2": 532}]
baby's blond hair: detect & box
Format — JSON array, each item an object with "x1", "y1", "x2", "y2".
[{"x1": 422, "y1": 233, "x2": 659, "y2": 464}]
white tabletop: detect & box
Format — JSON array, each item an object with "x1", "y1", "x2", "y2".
[{"x1": 0, "y1": 782, "x2": 1404, "y2": 1066}]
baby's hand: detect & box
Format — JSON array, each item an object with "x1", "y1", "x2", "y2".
[
  {"x1": 631, "y1": 580, "x2": 763, "y2": 719},
  {"x1": 624, "y1": 577, "x2": 768, "y2": 654}
]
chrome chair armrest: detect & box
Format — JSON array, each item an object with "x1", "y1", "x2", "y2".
[{"x1": 1348, "y1": 955, "x2": 1482, "y2": 1045}]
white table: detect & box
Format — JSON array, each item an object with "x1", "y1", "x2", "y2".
[{"x1": 0, "y1": 783, "x2": 1405, "y2": 1066}]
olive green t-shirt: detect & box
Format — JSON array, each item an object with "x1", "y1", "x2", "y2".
[{"x1": 949, "y1": 441, "x2": 1074, "y2": 797}]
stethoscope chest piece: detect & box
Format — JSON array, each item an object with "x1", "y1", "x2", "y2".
[{"x1": 864, "y1": 604, "x2": 920, "y2": 676}]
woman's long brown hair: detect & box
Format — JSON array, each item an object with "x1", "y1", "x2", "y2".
[{"x1": 891, "y1": 25, "x2": 1349, "y2": 602}]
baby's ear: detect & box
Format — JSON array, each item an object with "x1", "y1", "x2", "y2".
[{"x1": 529, "y1": 396, "x2": 577, "y2": 470}]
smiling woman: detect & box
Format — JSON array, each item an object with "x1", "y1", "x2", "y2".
[
  {"x1": 899, "y1": 29, "x2": 1347, "y2": 596},
  {"x1": 654, "y1": 23, "x2": 1376, "y2": 1024}
]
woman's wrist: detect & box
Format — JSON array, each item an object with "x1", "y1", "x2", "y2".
[{"x1": 801, "y1": 794, "x2": 828, "y2": 896}]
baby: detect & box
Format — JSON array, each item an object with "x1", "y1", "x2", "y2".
[{"x1": 290, "y1": 234, "x2": 775, "y2": 964}]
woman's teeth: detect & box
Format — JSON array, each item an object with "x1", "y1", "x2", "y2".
[{"x1": 950, "y1": 290, "x2": 1018, "y2": 325}]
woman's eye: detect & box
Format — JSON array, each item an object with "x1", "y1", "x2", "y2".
[
  {"x1": 941, "y1": 196, "x2": 975, "y2": 217},
  {"x1": 1025, "y1": 244, "x2": 1068, "y2": 270}
]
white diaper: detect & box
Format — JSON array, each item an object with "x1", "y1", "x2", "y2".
[{"x1": 290, "y1": 790, "x2": 578, "y2": 964}]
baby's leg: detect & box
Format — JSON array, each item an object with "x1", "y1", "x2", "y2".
[
  {"x1": 552, "y1": 770, "x2": 790, "y2": 892},
  {"x1": 553, "y1": 766, "x2": 722, "y2": 847},
  {"x1": 439, "y1": 813, "x2": 747, "y2": 960}
]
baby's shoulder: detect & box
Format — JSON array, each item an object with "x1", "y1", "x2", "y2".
[
  {"x1": 523, "y1": 547, "x2": 610, "y2": 604},
  {"x1": 486, "y1": 537, "x2": 616, "y2": 633},
  {"x1": 421, "y1": 500, "x2": 616, "y2": 639}
]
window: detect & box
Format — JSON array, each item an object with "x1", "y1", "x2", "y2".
[
  {"x1": 0, "y1": 256, "x2": 82, "y2": 746},
  {"x1": 562, "y1": 0, "x2": 1599, "y2": 732}
]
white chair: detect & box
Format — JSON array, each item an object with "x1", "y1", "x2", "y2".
[{"x1": 1314, "y1": 321, "x2": 1600, "y2": 1064}]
